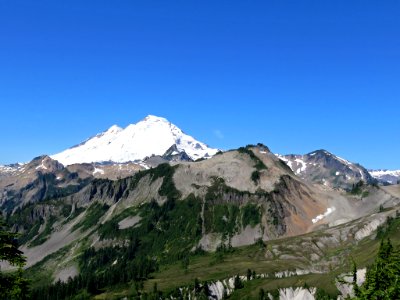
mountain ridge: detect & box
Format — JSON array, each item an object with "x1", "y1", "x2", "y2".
[
  {"x1": 369, "y1": 169, "x2": 400, "y2": 185},
  {"x1": 276, "y1": 149, "x2": 375, "y2": 189}
]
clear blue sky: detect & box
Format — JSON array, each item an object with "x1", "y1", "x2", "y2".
[{"x1": 0, "y1": 1, "x2": 399, "y2": 169}]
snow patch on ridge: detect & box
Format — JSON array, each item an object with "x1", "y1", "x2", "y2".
[
  {"x1": 370, "y1": 169, "x2": 400, "y2": 177},
  {"x1": 312, "y1": 207, "x2": 336, "y2": 224},
  {"x1": 93, "y1": 167, "x2": 104, "y2": 175},
  {"x1": 35, "y1": 159, "x2": 48, "y2": 170},
  {"x1": 294, "y1": 158, "x2": 307, "y2": 174}
]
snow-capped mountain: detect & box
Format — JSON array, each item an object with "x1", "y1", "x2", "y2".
[
  {"x1": 369, "y1": 169, "x2": 400, "y2": 185},
  {"x1": 276, "y1": 149, "x2": 374, "y2": 189},
  {"x1": 51, "y1": 115, "x2": 219, "y2": 166}
]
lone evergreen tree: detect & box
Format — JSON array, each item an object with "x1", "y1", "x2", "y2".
[
  {"x1": 0, "y1": 216, "x2": 29, "y2": 299},
  {"x1": 234, "y1": 274, "x2": 244, "y2": 289},
  {"x1": 247, "y1": 268, "x2": 252, "y2": 281},
  {"x1": 258, "y1": 288, "x2": 265, "y2": 300}
]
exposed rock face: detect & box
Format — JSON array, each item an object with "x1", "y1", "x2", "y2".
[
  {"x1": 162, "y1": 144, "x2": 193, "y2": 162},
  {"x1": 336, "y1": 268, "x2": 367, "y2": 299},
  {"x1": 0, "y1": 155, "x2": 148, "y2": 212},
  {"x1": 144, "y1": 144, "x2": 193, "y2": 167},
  {"x1": 0, "y1": 156, "x2": 93, "y2": 211},
  {"x1": 169, "y1": 146, "x2": 330, "y2": 248},
  {"x1": 277, "y1": 149, "x2": 374, "y2": 189}
]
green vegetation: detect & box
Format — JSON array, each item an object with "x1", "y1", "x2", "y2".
[
  {"x1": 19, "y1": 221, "x2": 42, "y2": 245},
  {"x1": 1, "y1": 171, "x2": 89, "y2": 214},
  {"x1": 63, "y1": 205, "x2": 85, "y2": 224},
  {"x1": 237, "y1": 146, "x2": 267, "y2": 171},
  {"x1": 204, "y1": 177, "x2": 264, "y2": 236},
  {"x1": 25, "y1": 244, "x2": 73, "y2": 289},
  {"x1": 0, "y1": 216, "x2": 29, "y2": 299},
  {"x1": 31, "y1": 243, "x2": 158, "y2": 300},
  {"x1": 29, "y1": 216, "x2": 57, "y2": 247},
  {"x1": 36, "y1": 173, "x2": 91, "y2": 202},
  {"x1": 72, "y1": 203, "x2": 110, "y2": 233},
  {"x1": 90, "y1": 163, "x2": 180, "y2": 202},
  {"x1": 376, "y1": 212, "x2": 400, "y2": 240},
  {"x1": 5, "y1": 155, "x2": 400, "y2": 299},
  {"x1": 251, "y1": 170, "x2": 260, "y2": 184},
  {"x1": 97, "y1": 206, "x2": 138, "y2": 238},
  {"x1": 30, "y1": 194, "x2": 203, "y2": 299},
  {"x1": 242, "y1": 203, "x2": 261, "y2": 228},
  {"x1": 6, "y1": 201, "x2": 75, "y2": 246},
  {"x1": 350, "y1": 180, "x2": 365, "y2": 195},
  {"x1": 204, "y1": 202, "x2": 240, "y2": 237},
  {"x1": 31, "y1": 211, "x2": 399, "y2": 300},
  {"x1": 352, "y1": 239, "x2": 400, "y2": 299},
  {"x1": 204, "y1": 176, "x2": 286, "y2": 236}
]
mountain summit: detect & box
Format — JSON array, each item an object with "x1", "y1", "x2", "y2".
[
  {"x1": 277, "y1": 149, "x2": 374, "y2": 189},
  {"x1": 51, "y1": 115, "x2": 219, "y2": 165}
]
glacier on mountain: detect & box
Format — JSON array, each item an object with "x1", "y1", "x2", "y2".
[{"x1": 51, "y1": 115, "x2": 219, "y2": 165}]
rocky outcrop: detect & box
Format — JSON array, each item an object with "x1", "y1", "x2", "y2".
[{"x1": 278, "y1": 150, "x2": 375, "y2": 189}]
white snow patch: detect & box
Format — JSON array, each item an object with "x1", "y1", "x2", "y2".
[
  {"x1": 336, "y1": 171, "x2": 340, "y2": 176},
  {"x1": 279, "y1": 287, "x2": 316, "y2": 300},
  {"x1": 51, "y1": 115, "x2": 219, "y2": 165},
  {"x1": 312, "y1": 207, "x2": 336, "y2": 224},
  {"x1": 370, "y1": 169, "x2": 400, "y2": 177},
  {"x1": 35, "y1": 159, "x2": 48, "y2": 170},
  {"x1": 93, "y1": 167, "x2": 104, "y2": 175},
  {"x1": 369, "y1": 169, "x2": 400, "y2": 184},
  {"x1": 336, "y1": 155, "x2": 353, "y2": 167},
  {"x1": 208, "y1": 276, "x2": 247, "y2": 299},
  {"x1": 294, "y1": 158, "x2": 307, "y2": 174},
  {"x1": 276, "y1": 154, "x2": 288, "y2": 163},
  {"x1": 276, "y1": 155, "x2": 294, "y2": 171}
]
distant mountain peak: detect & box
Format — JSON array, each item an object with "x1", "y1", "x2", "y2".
[
  {"x1": 277, "y1": 149, "x2": 373, "y2": 189},
  {"x1": 106, "y1": 124, "x2": 123, "y2": 133},
  {"x1": 369, "y1": 169, "x2": 400, "y2": 184},
  {"x1": 51, "y1": 115, "x2": 219, "y2": 165},
  {"x1": 142, "y1": 114, "x2": 169, "y2": 122}
]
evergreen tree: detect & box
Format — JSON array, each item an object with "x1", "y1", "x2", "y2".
[
  {"x1": 247, "y1": 268, "x2": 252, "y2": 281},
  {"x1": 258, "y1": 288, "x2": 265, "y2": 300},
  {"x1": 0, "y1": 216, "x2": 29, "y2": 299},
  {"x1": 352, "y1": 239, "x2": 400, "y2": 299},
  {"x1": 234, "y1": 274, "x2": 243, "y2": 289}
]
